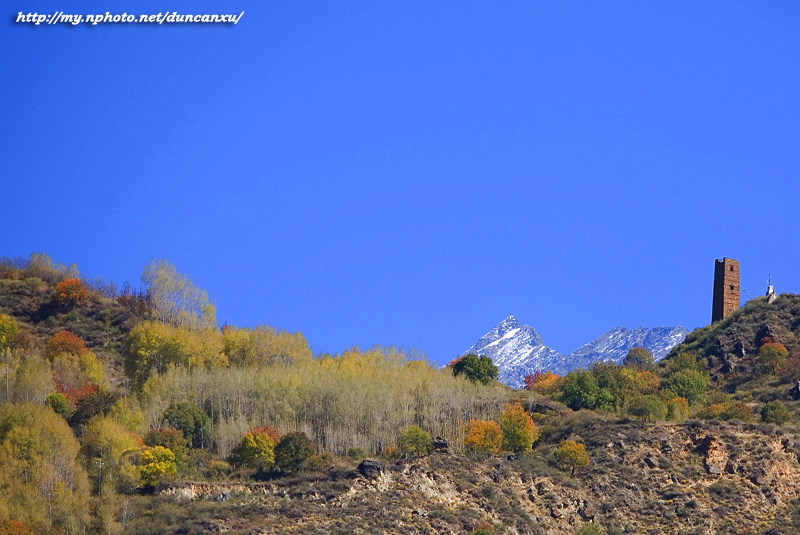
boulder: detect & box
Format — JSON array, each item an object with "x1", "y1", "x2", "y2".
[
  {"x1": 357, "y1": 459, "x2": 384, "y2": 479},
  {"x1": 433, "y1": 436, "x2": 449, "y2": 452}
]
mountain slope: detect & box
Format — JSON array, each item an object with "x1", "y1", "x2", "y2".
[{"x1": 466, "y1": 316, "x2": 688, "y2": 388}]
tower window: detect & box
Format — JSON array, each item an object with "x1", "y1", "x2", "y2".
[
  {"x1": 730, "y1": 285, "x2": 734, "y2": 291},
  {"x1": 730, "y1": 266, "x2": 734, "y2": 271}
]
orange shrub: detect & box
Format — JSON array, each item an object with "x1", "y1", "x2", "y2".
[
  {"x1": 45, "y1": 330, "x2": 87, "y2": 360},
  {"x1": 464, "y1": 419, "x2": 503, "y2": 454},
  {"x1": 55, "y1": 277, "x2": 88, "y2": 307}
]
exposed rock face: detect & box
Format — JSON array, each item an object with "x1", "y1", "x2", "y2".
[
  {"x1": 433, "y1": 436, "x2": 449, "y2": 452},
  {"x1": 159, "y1": 422, "x2": 800, "y2": 535}
]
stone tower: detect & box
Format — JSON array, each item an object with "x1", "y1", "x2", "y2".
[{"x1": 712, "y1": 258, "x2": 740, "y2": 323}]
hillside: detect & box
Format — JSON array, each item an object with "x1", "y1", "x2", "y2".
[{"x1": 1, "y1": 253, "x2": 800, "y2": 535}]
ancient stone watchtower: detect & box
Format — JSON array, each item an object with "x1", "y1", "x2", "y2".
[{"x1": 712, "y1": 257, "x2": 740, "y2": 323}]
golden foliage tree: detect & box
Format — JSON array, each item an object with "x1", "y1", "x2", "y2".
[
  {"x1": 141, "y1": 259, "x2": 216, "y2": 330},
  {"x1": 464, "y1": 419, "x2": 503, "y2": 454},
  {"x1": 0, "y1": 314, "x2": 18, "y2": 351},
  {"x1": 0, "y1": 402, "x2": 90, "y2": 532},
  {"x1": 555, "y1": 439, "x2": 589, "y2": 475},
  {"x1": 139, "y1": 446, "x2": 177, "y2": 488},
  {"x1": 124, "y1": 321, "x2": 226, "y2": 390},
  {"x1": 499, "y1": 401, "x2": 536, "y2": 454}
]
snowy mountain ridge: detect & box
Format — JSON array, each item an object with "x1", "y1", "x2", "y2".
[{"x1": 464, "y1": 316, "x2": 688, "y2": 388}]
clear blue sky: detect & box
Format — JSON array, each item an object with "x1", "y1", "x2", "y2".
[{"x1": 2, "y1": 2, "x2": 799, "y2": 365}]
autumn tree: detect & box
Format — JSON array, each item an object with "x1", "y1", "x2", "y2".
[
  {"x1": 139, "y1": 446, "x2": 177, "y2": 489},
  {"x1": 555, "y1": 439, "x2": 589, "y2": 475},
  {"x1": 499, "y1": 402, "x2": 536, "y2": 453},
  {"x1": 231, "y1": 426, "x2": 281, "y2": 470},
  {"x1": 123, "y1": 321, "x2": 226, "y2": 390},
  {"x1": 141, "y1": 259, "x2": 216, "y2": 330},
  {"x1": 144, "y1": 427, "x2": 188, "y2": 466},
  {"x1": 81, "y1": 415, "x2": 142, "y2": 494},
  {"x1": 0, "y1": 314, "x2": 18, "y2": 351},
  {"x1": 45, "y1": 330, "x2": 87, "y2": 360},
  {"x1": 464, "y1": 419, "x2": 503, "y2": 454},
  {"x1": 523, "y1": 370, "x2": 559, "y2": 392},
  {"x1": 759, "y1": 342, "x2": 789, "y2": 374},
  {"x1": 0, "y1": 402, "x2": 90, "y2": 532},
  {"x1": 274, "y1": 432, "x2": 315, "y2": 474},
  {"x1": 224, "y1": 324, "x2": 313, "y2": 367},
  {"x1": 623, "y1": 346, "x2": 655, "y2": 371},
  {"x1": 452, "y1": 354, "x2": 498, "y2": 385},
  {"x1": 55, "y1": 277, "x2": 88, "y2": 308}
]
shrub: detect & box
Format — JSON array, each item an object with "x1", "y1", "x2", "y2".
[
  {"x1": 465, "y1": 419, "x2": 503, "y2": 454},
  {"x1": 761, "y1": 401, "x2": 790, "y2": 425},
  {"x1": 139, "y1": 446, "x2": 177, "y2": 488},
  {"x1": 0, "y1": 520, "x2": 35, "y2": 535},
  {"x1": 666, "y1": 397, "x2": 690, "y2": 421},
  {"x1": 231, "y1": 427, "x2": 278, "y2": 470},
  {"x1": 778, "y1": 356, "x2": 800, "y2": 384},
  {"x1": 0, "y1": 314, "x2": 18, "y2": 351},
  {"x1": 452, "y1": 353, "x2": 499, "y2": 385},
  {"x1": 499, "y1": 401, "x2": 536, "y2": 453},
  {"x1": 759, "y1": 342, "x2": 789, "y2": 374},
  {"x1": 274, "y1": 431, "x2": 316, "y2": 473},
  {"x1": 347, "y1": 447, "x2": 368, "y2": 460},
  {"x1": 398, "y1": 425, "x2": 433, "y2": 456},
  {"x1": 55, "y1": 277, "x2": 88, "y2": 308},
  {"x1": 555, "y1": 440, "x2": 589, "y2": 475},
  {"x1": 45, "y1": 330, "x2": 87, "y2": 360},
  {"x1": 628, "y1": 395, "x2": 667, "y2": 422},
  {"x1": 577, "y1": 523, "x2": 604, "y2": 535}
]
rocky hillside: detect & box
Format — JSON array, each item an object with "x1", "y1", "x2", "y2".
[
  {"x1": 136, "y1": 419, "x2": 800, "y2": 535},
  {"x1": 466, "y1": 316, "x2": 687, "y2": 388}
]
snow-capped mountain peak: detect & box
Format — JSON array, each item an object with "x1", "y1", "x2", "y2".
[{"x1": 464, "y1": 317, "x2": 688, "y2": 389}]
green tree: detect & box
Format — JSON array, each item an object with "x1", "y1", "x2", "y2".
[
  {"x1": 142, "y1": 259, "x2": 216, "y2": 330},
  {"x1": 555, "y1": 439, "x2": 589, "y2": 475},
  {"x1": 499, "y1": 402, "x2": 536, "y2": 453},
  {"x1": 398, "y1": 425, "x2": 434, "y2": 457},
  {"x1": 139, "y1": 446, "x2": 177, "y2": 488},
  {"x1": 162, "y1": 402, "x2": 210, "y2": 448},
  {"x1": 661, "y1": 369, "x2": 707, "y2": 405},
  {"x1": 452, "y1": 354, "x2": 498, "y2": 385},
  {"x1": 45, "y1": 393, "x2": 73, "y2": 420},
  {"x1": 559, "y1": 370, "x2": 600, "y2": 410},
  {"x1": 761, "y1": 401, "x2": 790, "y2": 425},
  {"x1": 274, "y1": 432, "x2": 315, "y2": 473}
]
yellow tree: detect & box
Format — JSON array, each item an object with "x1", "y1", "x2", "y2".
[
  {"x1": 555, "y1": 440, "x2": 589, "y2": 475},
  {"x1": 499, "y1": 402, "x2": 536, "y2": 454}
]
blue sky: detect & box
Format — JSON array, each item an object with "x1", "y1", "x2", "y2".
[{"x1": 2, "y1": 2, "x2": 799, "y2": 365}]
